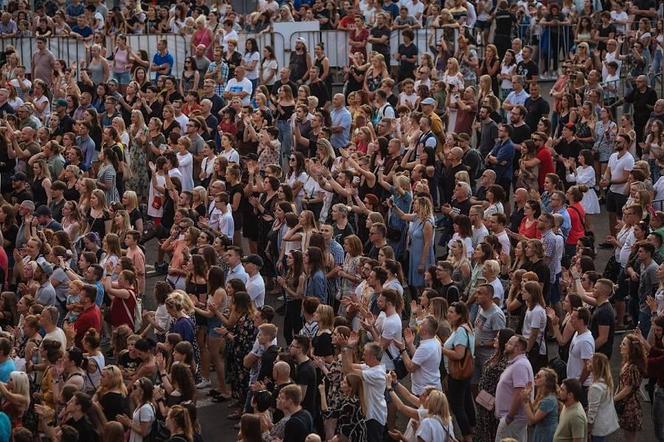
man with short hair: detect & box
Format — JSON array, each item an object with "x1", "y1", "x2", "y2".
[
  {"x1": 73, "y1": 285, "x2": 102, "y2": 347},
  {"x1": 366, "y1": 223, "x2": 388, "y2": 259},
  {"x1": 490, "y1": 213, "x2": 511, "y2": 255},
  {"x1": 49, "y1": 181, "x2": 66, "y2": 222},
  {"x1": 586, "y1": 278, "x2": 616, "y2": 358},
  {"x1": 502, "y1": 75, "x2": 529, "y2": 112},
  {"x1": 516, "y1": 45, "x2": 538, "y2": 81},
  {"x1": 553, "y1": 378, "x2": 588, "y2": 442},
  {"x1": 395, "y1": 316, "x2": 441, "y2": 394},
  {"x1": 39, "y1": 305, "x2": 67, "y2": 349},
  {"x1": 637, "y1": 241, "x2": 659, "y2": 336},
  {"x1": 224, "y1": 66, "x2": 252, "y2": 106},
  {"x1": 539, "y1": 212, "x2": 564, "y2": 307},
  {"x1": 600, "y1": 133, "x2": 634, "y2": 239},
  {"x1": 477, "y1": 105, "x2": 498, "y2": 157},
  {"x1": 330, "y1": 93, "x2": 352, "y2": 150},
  {"x1": 366, "y1": 289, "x2": 402, "y2": 370},
  {"x1": 210, "y1": 192, "x2": 234, "y2": 238},
  {"x1": 524, "y1": 82, "x2": 550, "y2": 130},
  {"x1": 31, "y1": 37, "x2": 56, "y2": 89},
  {"x1": 474, "y1": 284, "x2": 506, "y2": 386},
  {"x1": 495, "y1": 334, "x2": 534, "y2": 442},
  {"x1": 342, "y1": 336, "x2": 387, "y2": 442},
  {"x1": 224, "y1": 246, "x2": 248, "y2": 283},
  {"x1": 34, "y1": 205, "x2": 63, "y2": 231},
  {"x1": 243, "y1": 254, "x2": 266, "y2": 308},
  {"x1": 277, "y1": 384, "x2": 314, "y2": 442},
  {"x1": 75, "y1": 121, "x2": 95, "y2": 171},
  {"x1": 435, "y1": 261, "x2": 461, "y2": 303},
  {"x1": 368, "y1": 13, "x2": 391, "y2": 62},
  {"x1": 289, "y1": 335, "x2": 318, "y2": 419},
  {"x1": 35, "y1": 258, "x2": 57, "y2": 306},
  {"x1": 625, "y1": 74, "x2": 658, "y2": 143},
  {"x1": 567, "y1": 307, "x2": 594, "y2": 403},
  {"x1": 0, "y1": 89, "x2": 15, "y2": 115},
  {"x1": 487, "y1": 124, "x2": 515, "y2": 192},
  {"x1": 150, "y1": 39, "x2": 174, "y2": 79}
]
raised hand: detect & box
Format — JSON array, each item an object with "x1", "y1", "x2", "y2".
[{"x1": 403, "y1": 327, "x2": 415, "y2": 346}]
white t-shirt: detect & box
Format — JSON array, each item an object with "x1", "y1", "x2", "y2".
[
  {"x1": 568, "y1": 330, "x2": 595, "y2": 386},
  {"x1": 225, "y1": 77, "x2": 253, "y2": 106},
  {"x1": 147, "y1": 173, "x2": 166, "y2": 218},
  {"x1": 218, "y1": 210, "x2": 235, "y2": 239},
  {"x1": 410, "y1": 337, "x2": 442, "y2": 395},
  {"x1": 417, "y1": 416, "x2": 454, "y2": 442},
  {"x1": 489, "y1": 278, "x2": 505, "y2": 306},
  {"x1": 220, "y1": 148, "x2": 240, "y2": 164},
  {"x1": 44, "y1": 327, "x2": 67, "y2": 350},
  {"x1": 610, "y1": 10, "x2": 628, "y2": 34},
  {"x1": 607, "y1": 151, "x2": 634, "y2": 194},
  {"x1": 261, "y1": 59, "x2": 278, "y2": 86},
  {"x1": 246, "y1": 273, "x2": 266, "y2": 308},
  {"x1": 472, "y1": 224, "x2": 489, "y2": 248},
  {"x1": 176, "y1": 151, "x2": 194, "y2": 191},
  {"x1": 129, "y1": 403, "x2": 155, "y2": 442},
  {"x1": 495, "y1": 230, "x2": 511, "y2": 255},
  {"x1": 361, "y1": 363, "x2": 387, "y2": 425},
  {"x1": 174, "y1": 113, "x2": 189, "y2": 133},
  {"x1": 242, "y1": 51, "x2": 261, "y2": 80},
  {"x1": 522, "y1": 304, "x2": 547, "y2": 355},
  {"x1": 379, "y1": 312, "x2": 402, "y2": 370}
]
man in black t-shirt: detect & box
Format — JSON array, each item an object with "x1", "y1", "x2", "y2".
[
  {"x1": 493, "y1": 1, "x2": 515, "y2": 58},
  {"x1": 524, "y1": 83, "x2": 550, "y2": 131},
  {"x1": 436, "y1": 261, "x2": 460, "y2": 304},
  {"x1": 396, "y1": 29, "x2": 418, "y2": 81},
  {"x1": 554, "y1": 124, "x2": 583, "y2": 178},
  {"x1": 516, "y1": 46, "x2": 538, "y2": 81},
  {"x1": 64, "y1": 392, "x2": 100, "y2": 442},
  {"x1": 589, "y1": 279, "x2": 616, "y2": 358},
  {"x1": 368, "y1": 13, "x2": 391, "y2": 63},
  {"x1": 289, "y1": 335, "x2": 318, "y2": 418},
  {"x1": 278, "y1": 384, "x2": 314, "y2": 442}
]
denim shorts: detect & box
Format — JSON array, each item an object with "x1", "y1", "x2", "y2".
[{"x1": 113, "y1": 71, "x2": 131, "y2": 85}]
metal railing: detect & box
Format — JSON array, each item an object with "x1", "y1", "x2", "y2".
[{"x1": 0, "y1": 34, "x2": 190, "y2": 81}]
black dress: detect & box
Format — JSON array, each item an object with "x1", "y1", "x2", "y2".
[
  {"x1": 31, "y1": 177, "x2": 48, "y2": 207},
  {"x1": 86, "y1": 209, "x2": 111, "y2": 238},
  {"x1": 187, "y1": 280, "x2": 208, "y2": 327}
]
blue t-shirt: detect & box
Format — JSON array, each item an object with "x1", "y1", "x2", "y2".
[
  {"x1": 170, "y1": 316, "x2": 195, "y2": 342},
  {"x1": 0, "y1": 412, "x2": 9, "y2": 442},
  {"x1": 71, "y1": 25, "x2": 92, "y2": 38},
  {"x1": 0, "y1": 359, "x2": 16, "y2": 382},
  {"x1": 152, "y1": 52, "x2": 174, "y2": 78},
  {"x1": 95, "y1": 281, "x2": 105, "y2": 307}
]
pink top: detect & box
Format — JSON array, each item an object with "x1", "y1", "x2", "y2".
[{"x1": 193, "y1": 28, "x2": 213, "y2": 58}]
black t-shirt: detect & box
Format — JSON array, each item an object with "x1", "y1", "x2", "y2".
[
  {"x1": 597, "y1": 23, "x2": 616, "y2": 51},
  {"x1": 370, "y1": 26, "x2": 391, "y2": 54},
  {"x1": 398, "y1": 42, "x2": 418, "y2": 78},
  {"x1": 590, "y1": 301, "x2": 616, "y2": 358},
  {"x1": 524, "y1": 97, "x2": 550, "y2": 132},
  {"x1": 516, "y1": 59, "x2": 538, "y2": 80},
  {"x1": 440, "y1": 282, "x2": 460, "y2": 304},
  {"x1": 510, "y1": 123, "x2": 532, "y2": 145},
  {"x1": 66, "y1": 416, "x2": 99, "y2": 442},
  {"x1": 284, "y1": 409, "x2": 314, "y2": 442},
  {"x1": 294, "y1": 359, "x2": 317, "y2": 416},
  {"x1": 333, "y1": 222, "x2": 354, "y2": 245},
  {"x1": 312, "y1": 331, "x2": 334, "y2": 357},
  {"x1": 556, "y1": 138, "x2": 583, "y2": 159},
  {"x1": 99, "y1": 391, "x2": 130, "y2": 422}
]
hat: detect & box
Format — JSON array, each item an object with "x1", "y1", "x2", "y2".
[
  {"x1": 107, "y1": 79, "x2": 119, "y2": 85},
  {"x1": 455, "y1": 133, "x2": 470, "y2": 142},
  {"x1": 421, "y1": 97, "x2": 435, "y2": 106},
  {"x1": 36, "y1": 258, "x2": 54, "y2": 276},
  {"x1": 34, "y1": 205, "x2": 51, "y2": 217},
  {"x1": 54, "y1": 99, "x2": 67, "y2": 107},
  {"x1": 241, "y1": 254, "x2": 264, "y2": 268},
  {"x1": 244, "y1": 153, "x2": 258, "y2": 161},
  {"x1": 10, "y1": 172, "x2": 26, "y2": 182},
  {"x1": 295, "y1": 37, "x2": 306, "y2": 44}
]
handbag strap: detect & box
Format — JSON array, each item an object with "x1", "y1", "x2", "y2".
[{"x1": 120, "y1": 290, "x2": 136, "y2": 329}]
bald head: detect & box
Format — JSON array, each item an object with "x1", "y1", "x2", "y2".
[
  {"x1": 332, "y1": 93, "x2": 345, "y2": 108},
  {"x1": 274, "y1": 361, "x2": 291, "y2": 379},
  {"x1": 515, "y1": 188, "x2": 528, "y2": 202}
]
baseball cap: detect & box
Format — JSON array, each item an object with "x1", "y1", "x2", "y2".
[
  {"x1": 54, "y1": 99, "x2": 67, "y2": 107},
  {"x1": 241, "y1": 254, "x2": 264, "y2": 268},
  {"x1": 421, "y1": 97, "x2": 435, "y2": 106},
  {"x1": 34, "y1": 205, "x2": 52, "y2": 217}
]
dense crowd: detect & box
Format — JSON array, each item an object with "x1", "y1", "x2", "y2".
[{"x1": 0, "y1": 0, "x2": 661, "y2": 442}]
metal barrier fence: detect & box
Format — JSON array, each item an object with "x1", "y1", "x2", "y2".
[{"x1": 0, "y1": 34, "x2": 190, "y2": 81}]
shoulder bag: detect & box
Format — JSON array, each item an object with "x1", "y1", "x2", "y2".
[{"x1": 448, "y1": 325, "x2": 474, "y2": 380}]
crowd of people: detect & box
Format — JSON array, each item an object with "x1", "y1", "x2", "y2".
[{"x1": 0, "y1": 0, "x2": 661, "y2": 442}]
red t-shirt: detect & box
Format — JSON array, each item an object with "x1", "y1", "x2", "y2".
[
  {"x1": 110, "y1": 290, "x2": 136, "y2": 329},
  {"x1": 567, "y1": 202, "x2": 586, "y2": 245},
  {"x1": 0, "y1": 248, "x2": 8, "y2": 288},
  {"x1": 74, "y1": 305, "x2": 102, "y2": 347},
  {"x1": 536, "y1": 146, "x2": 555, "y2": 191},
  {"x1": 518, "y1": 217, "x2": 542, "y2": 239}
]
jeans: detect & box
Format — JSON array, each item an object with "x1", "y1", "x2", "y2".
[
  {"x1": 591, "y1": 437, "x2": 607, "y2": 442},
  {"x1": 276, "y1": 119, "x2": 292, "y2": 172},
  {"x1": 283, "y1": 300, "x2": 303, "y2": 345},
  {"x1": 112, "y1": 71, "x2": 131, "y2": 85},
  {"x1": 448, "y1": 377, "x2": 476, "y2": 436},
  {"x1": 638, "y1": 310, "x2": 652, "y2": 337},
  {"x1": 654, "y1": 386, "x2": 664, "y2": 442}
]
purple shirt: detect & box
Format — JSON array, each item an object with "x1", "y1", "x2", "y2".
[{"x1": 495, "y1": 353, "x2": 534, "y2": 421}]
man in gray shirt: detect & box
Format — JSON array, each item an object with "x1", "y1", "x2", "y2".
[
  {"x1": 638, "y1": 242, "x2": 659, "y2": 336},
  {"x1": 473, "y1": 284, "x2": 506, "y2": 387},
  {"x1": 35, "y1": 259, "x2": 57, "y2": 307}
]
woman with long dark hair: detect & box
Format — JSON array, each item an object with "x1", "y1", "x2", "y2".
[
  {"x1": 521, "y1": 367, "x2": 559, "y2": 441},
  {"x1": 442, "y1": 301, "x2": 475, "y2": 442},
  {"x1": 185, "y1": 254, "x2": 210, "y2": 389},
  {"x1": 242, "y1": 38, "x2": 260, "y2": 94},
  {"x1": 96, "y1": 148, "x2": 120, "y2": 203},
  {"x1": 279, "y1": 250, "x2": 304, "y2": 344},
  {"x1": 304, "y1": 246, "x2": 327, "y2": 303},
  {"x1": 615, "y1": 334, "x2": 647, "y2": 442}
]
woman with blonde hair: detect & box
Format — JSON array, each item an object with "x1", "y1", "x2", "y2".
[
  {"x1": 110, "y1": 210, "x2": 131, "y2": 245},
  {"x1": 390, "y1": 196, "x2": 435, "y2": 291},
  {"x1": 447, "y1": 239, "x2": 471, "y2": 291},
  {"x1": 363, "y1": 52, "x2": 390, "y2": 94},
  {"x1": 86, "y1": 188, "x2": 112, "y2": 237},
  {"x1": 416, "y1": 389, "x2": 454, "y2": 441},
  {"x1": 93, "y1": 364, "x2": 129, "y2": 421},
  {"x1": 121, "y1": 190, "x2": 143, "y2": 234},
  {"x1": 84, "y1": 43, "x2": 109, "y2": 86},
  {"x1": 521, "y1": 367, "x2": 559, "y2": 441},
  {"x1": 521, "y1": 281, "x2": 548, "y2": 373},
  {"x1": 0, "y1": 371, "x2": 30, "y2": 428},
  {"x1": 62, "y1": 200, "x2": 83, "y2": 242},
  {"x1": 588, "y1": 353, "x2": 620, "y2": 440}
]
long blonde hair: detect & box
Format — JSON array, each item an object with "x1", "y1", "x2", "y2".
[
  {"x1": 425, "y1": 390, "x2": 452, "y2": 424},
  {"x1": 591, "y1": 352, "x2": 614, "y2": 392}
]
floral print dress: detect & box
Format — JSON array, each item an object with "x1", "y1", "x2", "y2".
[
  {"x1": 127, "y1": 128, "x2": 150, "y2": 204},
  {"x1": 616, "y1": 362, "x2": 642, "y2": 432},
  {"x1": 225, "y1": 314, "x2": 256, "y2": 401},
  {"x1": 475, "y1": 355, "x2": 508, "y2": 442},
  {"x1": 331, "y1": 396, "x2": 366, "y2": 440},
  {"x1": 322, "y1": 358, "x2": 344, "y2": 420}
]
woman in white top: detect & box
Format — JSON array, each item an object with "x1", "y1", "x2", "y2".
[
  {"x1": 416, "y1": 390, "x2": 455, "y2": 442},
  {"x1": 587, "y1": 353, "x2": 620, "y2": 439},
  {"x1": 175, "y1": 136, "x2": 194, "y2": 192},
  {"x1": 117, "y1": 377, "x2": 156, "y2": 442},
  {"x1": 242, "y1": 38, "x2": 261, "y2": 90},
  {"x1": 29, "y1": 79, "x2": 50, "y2": 122},
  {"x1": 219, "y1": 133, "x2": 240, "y2": 164},
  {"x1": 386, "y1": 379, "x2": 449, "y2": 442},
  {"x1": 441, "y1": 58, "x2": 465, "y2": 134},
  {"x1": 522, "y1": 281, "x2": 548, "y2": 373},
  {"x1": 483, "y1": 184, "x2": 505, "y2": 219},
  {"x1": 565, "y1": 149, "x2": 600, "y2": 214},
  {"x1": 286, "y1": 152, "x2": 308, "y2": 212},
  {"x1": 499, "y1": 49, "x2": 517, "y2": 99},
  {"x1": 260, "y1": 45, "x2": 278, "y2": 86}
]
